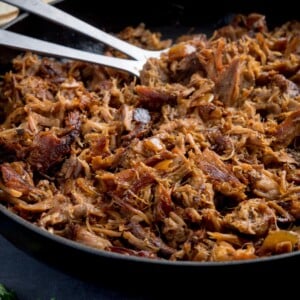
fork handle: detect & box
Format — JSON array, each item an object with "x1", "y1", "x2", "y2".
[
  {"x1": 1, "y1": 0, "x2": 148, "y2": 60},
  {"x1": 0, "y1": 29, "x2": 142, "y2": 76}
]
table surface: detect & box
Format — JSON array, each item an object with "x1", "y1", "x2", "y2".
[{"x1": 0, "y1": 234, "x2": 152, "y2": 300}]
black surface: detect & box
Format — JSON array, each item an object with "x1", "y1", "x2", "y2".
[{"x1": 0, "y1": 235, "x2": 137, "y2": 300}]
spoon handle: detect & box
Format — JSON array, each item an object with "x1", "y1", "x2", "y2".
[
  {"x1": 1, "y1": 0, "x2": 149, "y2": 60},
  {"x1": 0, "y1": 29, "x2": 142, "y2": 76}
]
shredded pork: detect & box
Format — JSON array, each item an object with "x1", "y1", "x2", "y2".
[{"x1": 1, "y1": 14, "x2": 300, "y2": 262}]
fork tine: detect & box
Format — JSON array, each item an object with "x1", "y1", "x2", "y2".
[
  {"x1": 0, "y1": 29, "x2": 142, "y2": 76},
  {"x1": 1, "y1": 0, "x2": 151, "y2": 60}
]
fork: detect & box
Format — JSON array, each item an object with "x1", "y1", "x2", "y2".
[{"x1": 0, "y1": 0, "x2": 167, "y2": 77}]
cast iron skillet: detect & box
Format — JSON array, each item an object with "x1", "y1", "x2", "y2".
[{"x1": 0, "y1": 0, "x2": 299, "y2": 285}]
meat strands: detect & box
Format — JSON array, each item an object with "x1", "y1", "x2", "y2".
[{"x1": 0, "y1": 15, "x2": 300, "y2": 262}]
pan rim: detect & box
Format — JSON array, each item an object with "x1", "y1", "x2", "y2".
[
  {"x1": 1, "y1": 0, "x2": 300, "y2": 269},
  {"x1": 0, "y1": 201, "x2": 298, "y2": 268}
]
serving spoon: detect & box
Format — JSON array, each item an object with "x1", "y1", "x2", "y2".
[{"x1": 0, "y1": 0, "x2": 167, "y2": 77}]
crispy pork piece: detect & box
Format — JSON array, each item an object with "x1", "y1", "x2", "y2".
[{"x1": 223, "y1": 199, "x2": 276, "y2": 236}]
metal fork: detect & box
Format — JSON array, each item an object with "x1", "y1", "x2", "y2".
[{"x1": 0, "y1": 0, "x2": 166, "y2": 76}]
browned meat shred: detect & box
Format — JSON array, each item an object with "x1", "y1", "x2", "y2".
[{"x1": 1, "y1": 14, "x2": 300, "y2": 262}]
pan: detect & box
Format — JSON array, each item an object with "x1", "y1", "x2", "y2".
[{"x1": 0, "y1": 0, "x2": 299, "y2": 286}]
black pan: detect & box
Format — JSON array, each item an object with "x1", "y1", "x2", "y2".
[{"x1": 0, "y1": 0, "x2": 299, "y2": 288}]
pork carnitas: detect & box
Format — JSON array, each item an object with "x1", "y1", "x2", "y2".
[{"x1": 1, "y1": 14, "x2": 300, "y2": 262}]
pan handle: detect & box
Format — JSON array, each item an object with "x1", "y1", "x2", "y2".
[{"x1": 0, "y1": 29, "x2": 142, "y2": 76}]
